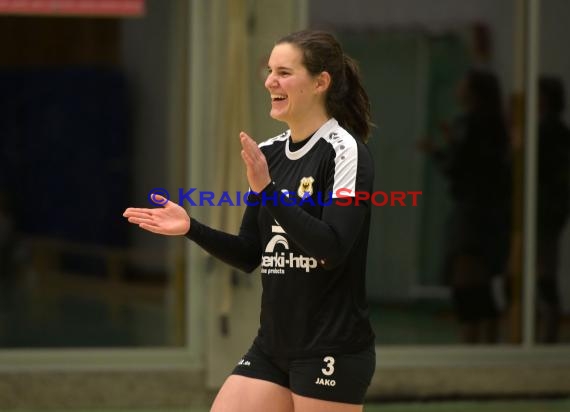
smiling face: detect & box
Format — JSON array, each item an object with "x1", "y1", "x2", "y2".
[{"x1": 265, "y1": 43, "x2": 328, "y2": 130}]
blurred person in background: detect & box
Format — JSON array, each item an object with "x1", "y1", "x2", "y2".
[
  {"x1": 420, "y1": 69, "x2": 511, "y2": 344},
  {"x1": 536, "y1": 76, "x2": 570, "y2": 343}
]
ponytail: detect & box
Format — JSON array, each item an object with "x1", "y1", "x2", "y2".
[{"x1": 327, "y1": 55, "x2": 371, "y2": 143}]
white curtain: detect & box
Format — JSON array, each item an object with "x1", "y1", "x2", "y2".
[{"x1": 198, "y1": 0, "x2": 258, "y2": 387}]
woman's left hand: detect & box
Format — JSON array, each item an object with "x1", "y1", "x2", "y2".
[{"x1": 240, "y1": 131, "x2": 272, "y2": 193}]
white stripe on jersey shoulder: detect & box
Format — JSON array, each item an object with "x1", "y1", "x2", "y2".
[
  {"x1": 258, "y1": 130, "x2": 290, "y2": 149},
  {"x1": 323, "y1": 122, "x2": 359, "y2": 198},
  {"x1": 285, "y1": 118, "x2": 339, "y2": 160}
]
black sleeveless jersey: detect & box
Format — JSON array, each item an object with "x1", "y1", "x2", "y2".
[{"x1": 187, "y1": 118, "x2": 375, "y2": 357}]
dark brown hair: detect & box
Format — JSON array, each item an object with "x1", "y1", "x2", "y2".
[
  {"x1": 277, "y1": 30, "x2": 372, "y2": 143},
  {"x1": 464, "y1": 69, "x2": 503, "y2": 116}
]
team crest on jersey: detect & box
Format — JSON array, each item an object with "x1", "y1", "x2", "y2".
[{"x1": 297, "y1": 176, "x2": 315, "y2": 198}]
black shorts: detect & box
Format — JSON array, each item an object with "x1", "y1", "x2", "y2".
[{"x1": 231, "y1": 342, "x2": 376, "y2": 405}]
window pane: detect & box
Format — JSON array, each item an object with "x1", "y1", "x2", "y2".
[
  {"x1": 310, "y1": 0, "x2": 520, "y2": 344},
  {"x1": 0, "y1": 1, "x2": 187, "y2": 348}
]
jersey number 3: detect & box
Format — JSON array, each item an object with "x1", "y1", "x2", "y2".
[{"x1": 321, "y1": 356, "x2": 335, "y2": 376}]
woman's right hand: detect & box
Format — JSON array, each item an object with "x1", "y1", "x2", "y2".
[{"x1": 123, "y1": 195, "x2": 191, "y2": 236}]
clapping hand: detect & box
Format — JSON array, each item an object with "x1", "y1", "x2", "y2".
[
  {"x1": 123, "y1": 195, "x2": 190, "y2": 236},
  {"x1": 239, "y1": 131, "x2": 272, "y2": 193}
]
